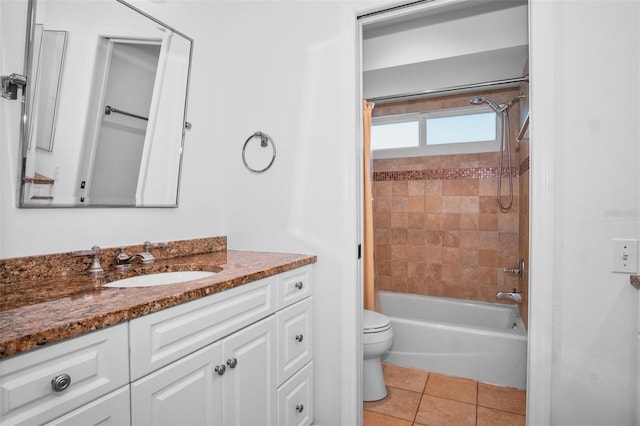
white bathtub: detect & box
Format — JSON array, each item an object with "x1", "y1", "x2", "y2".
[{"x1": 379, "y1": 291, "x2": 527, "y2": 389}]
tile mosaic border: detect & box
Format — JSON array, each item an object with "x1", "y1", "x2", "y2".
[{"x1": 373, "y1": 167, "x2": 519, "y2": 182}]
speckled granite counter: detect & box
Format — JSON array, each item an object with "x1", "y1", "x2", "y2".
[{"x1": 0, "y1": 249, "x2": 316, "y2": 359}]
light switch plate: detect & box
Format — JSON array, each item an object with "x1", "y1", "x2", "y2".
[{"x1": 613, "y1": 238, "x2": 639, "y2": 273}]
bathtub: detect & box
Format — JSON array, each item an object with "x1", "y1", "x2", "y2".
[{"x1": 379, "y1": 291, "x2": 527, "y2": 389}]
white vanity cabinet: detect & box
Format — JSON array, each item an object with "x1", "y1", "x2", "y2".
[
  {"x1": 0, "y1": 264, "x2": 313, "y2": 426},
  {"x1": 130, "y1": 264, "x2": 313, "y2": 426},
  {"x1": 0, "y1": 323, "x2": 129, "y2": 426}
]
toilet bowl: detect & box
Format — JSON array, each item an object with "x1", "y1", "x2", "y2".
[{"x1": 363, "y1": 309, "x2": 393, "y2": 401}]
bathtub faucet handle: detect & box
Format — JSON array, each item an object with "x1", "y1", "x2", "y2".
[{"x1": 503, "y1": 258, "x2": 525, "y2": 279}]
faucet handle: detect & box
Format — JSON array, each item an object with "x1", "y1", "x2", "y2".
[
  {"x1": 71, "y1": 246, "x2": 103, "y2": 274},
  {"x1": 116, "y1": 247, "x2": 130, "y2": 261},
  {"x1": 71, "y1": 245, "x2": 99, "y2": 256},
  {"x1": 143, "y1": 241, "x2": 168, "y2": 253}
]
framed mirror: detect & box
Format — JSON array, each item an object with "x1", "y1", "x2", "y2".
[{"x1": 18, "y1": 0, "x2": 193, "y2": 207}]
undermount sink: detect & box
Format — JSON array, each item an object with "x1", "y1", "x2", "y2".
[{"x1": 103, "y1": 271, "x2": 216, "y2": 288}]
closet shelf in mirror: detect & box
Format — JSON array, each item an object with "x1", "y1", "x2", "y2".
[{"x1": 24, "y1": 173, "x2": 54, "y2": 185}]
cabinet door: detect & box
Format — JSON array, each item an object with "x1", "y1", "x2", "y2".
[
  {"x1": 45, "y1": 386, "x2": 131, "y2": 426},
  {"x1": 277, "y1": 362, "x2": 313, "y2": 426},
  {"x1": 222, "y1": 316, "x2": 277, "y2": 426},
  {"x1": 277, "y1": 297, "x2": 313, "y2": 385},
  {"x1": 131, "y1": 342, "x2": 223, "y2": 426}
]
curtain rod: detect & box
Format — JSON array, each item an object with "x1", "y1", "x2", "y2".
[{"x1": 367, "y1": 75, "x2": 529, "y2": 104}]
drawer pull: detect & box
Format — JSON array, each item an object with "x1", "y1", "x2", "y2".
[
  {"x1": 227, "y1": 357, "x2": 238, "y2": 369},
  {"x1": 51, "y1": 374, "x2": 71, "y2": 392},
  {"x1": 215, "y1": 364, "x2": 226, "y2": 376},
  {"x1": 296, "y1": 404, "x2": 304, "y2": 413},
  {"x1": 294, "y1": 281, "x2": 304, "y2": 290},
  {"x1": 295, "y1": 334, "x2": 304, "y2": 342}
]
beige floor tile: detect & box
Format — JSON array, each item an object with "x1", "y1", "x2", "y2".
[
  {"x1": 414, "y1": 394, "x2": 476, "y2": 426},
  {"x1": 477, "y1": 406, "x2": 526, "y2": 426},
  {"x1": 384, "y1": 364, "x2": 430, "y2": 393},
  {"x1": 364, "y1": 386, "x2": 422, "y2": 422},
  {"x1": 424, "y1": 373, "x2": 477, "y2": 404},
  {"x1": 363, "y1": 410, "x2": 413, "y2": 426},
  {"x1": 478, "y1": 382, "x2": 526, "y2": 415}
]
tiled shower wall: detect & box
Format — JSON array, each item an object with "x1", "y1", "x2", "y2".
[{"x1": 372, "y1": 88, "x2": 525, "y2": 305}]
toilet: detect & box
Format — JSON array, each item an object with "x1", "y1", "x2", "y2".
[{"x1": 363, "y1": 309, "x2": 394, "y2": 401}]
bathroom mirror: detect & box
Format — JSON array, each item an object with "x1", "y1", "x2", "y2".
[{"x1": 18, "y1": 0, "x2": 193, "y2": 207}]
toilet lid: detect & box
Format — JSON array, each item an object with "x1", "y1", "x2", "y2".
[{"x1": 363, "y1": 310, "x2": 391, "y2": 333}]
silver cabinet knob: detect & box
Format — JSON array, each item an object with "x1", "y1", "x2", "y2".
[
  {"x1": 51, "y1": 374, "x2": 71, "y2": 392},
  {"x1": 215, "y1": 364, "x2": 226, "y2": 375},
  {"x1": 294, "y1": 281, "x2": 304, "y2": 290},
  {"x1": 295, "y1": 334, "x2": 304, "y2": 342},
  {"x1": 296, "y1": 404, "x2": 304, "y2": 413},
  {"x1": 227, "y1": 357, "x2": 238, "y2": 369}
]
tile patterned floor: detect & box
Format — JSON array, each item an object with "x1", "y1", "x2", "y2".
[{"x1": 363, "y1": 364, "x2": 526, "y2": 426}]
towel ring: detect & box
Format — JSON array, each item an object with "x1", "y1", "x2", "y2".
[{"x1": 242, "y1": 131, "x2": 276, "y2": 173}]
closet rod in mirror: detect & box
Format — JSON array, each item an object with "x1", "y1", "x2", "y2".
[{"x1": 104, "y1": 105, "x2": 148, "y2": 121}]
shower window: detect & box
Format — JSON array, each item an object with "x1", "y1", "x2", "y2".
[
  {"x1": 372, "y1": 105, "x2": 501, "y2": 159},
  {"x1": 371, "y1": 116, "x2": 419, "y2": 150}
]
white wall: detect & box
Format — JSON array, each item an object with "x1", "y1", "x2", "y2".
[
  {"x1": 204, "y1": 2, "x2": 385, "y2": 423},
  {"x1": 364, "y1": 4, "x2": 528, "y2": 71},
  {"x1": 529, "y1": 0, "x2": 639, "y2": 424}
]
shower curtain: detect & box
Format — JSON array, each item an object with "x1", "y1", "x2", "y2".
[{"x1": 363, "y1": 100, "x2": 376, "y2": 311}]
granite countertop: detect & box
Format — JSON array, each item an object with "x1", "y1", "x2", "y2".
[{"x1": 0, "y1": 250, "x2": 316, "y2": 359}]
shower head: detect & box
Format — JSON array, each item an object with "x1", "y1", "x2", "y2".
[{"x1": 470, "y1": 96, "x2": 504, "y2": 114}]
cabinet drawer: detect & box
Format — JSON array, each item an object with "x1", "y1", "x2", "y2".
[
  {"x1": 0, "y1": 324, "x2": 128, "y2": 426},
  {"x1": 277, "y1": 266, "x2": 312, "y2": 309},
  {"x1": 129, "y1": 277, "x2": 276, "y2": 380},
  {"x1": 45, "y1": 385, "x2": 131, "y2": 426},
  {"x1": 277, "y1": 361, "x2": 313, "y2": 426},
  {"x1": 277, "y1": 298, "x2": 312, "y2": 385}
]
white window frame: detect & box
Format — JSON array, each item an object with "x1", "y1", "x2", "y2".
[{"x1": 371, "y1": 105, "x2": 502, "y2": 159}]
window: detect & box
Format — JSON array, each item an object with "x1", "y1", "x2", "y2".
[
  {"x1": 371, "y1": 118, "x2": 419, "y2": 150},
  {"x1": 371, "y1": 106, "x2": 501, "y2": 158}
]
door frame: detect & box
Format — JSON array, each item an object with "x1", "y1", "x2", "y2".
[
  {"x1": 79, "y1": 37, "x2": 160, "y2": 204},
  {"x1": 355, "y1": 1, "x2": 553, "y2": 424}
]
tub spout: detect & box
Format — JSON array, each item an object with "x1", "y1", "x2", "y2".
[{"x1": 496, "y1": 291, "x2": 522, "y2": 303}]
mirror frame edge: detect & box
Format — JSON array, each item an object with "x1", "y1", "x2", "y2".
[{"x1": 16, "y1": 0, "x2": 37, "y2": 208}]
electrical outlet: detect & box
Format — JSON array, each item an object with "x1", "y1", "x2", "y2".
[{"x1": 613, "y1": 238, "x2": 639, "y2": 273}]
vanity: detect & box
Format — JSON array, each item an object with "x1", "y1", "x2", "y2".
[{"x1": 0, "y1": 238, "x2": 316, "y2": 426}]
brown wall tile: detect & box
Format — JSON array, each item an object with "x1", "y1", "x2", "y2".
[{"x1": 371, "y1": 87, "x2": 526, "y2": 314}]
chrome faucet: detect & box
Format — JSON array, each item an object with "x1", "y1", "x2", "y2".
[
  {"x1": 71, "y1": 246, "x2": 103, "y2": 274},
  {"x1": 496, "y1": 291, "x2": 523, "y2": 303},
  {"x1": 115, "y1": 241, "x2": 167, "y2": 269}
]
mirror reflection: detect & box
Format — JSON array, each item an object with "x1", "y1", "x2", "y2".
[{"x1": 19, "y1": 0, "x2": 193, "y2": 207}]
